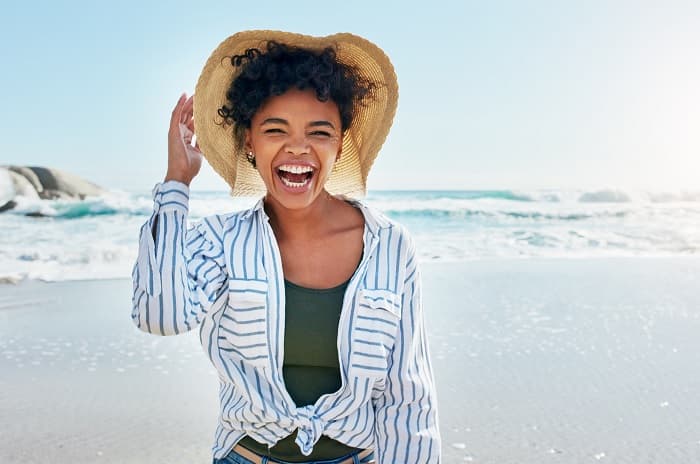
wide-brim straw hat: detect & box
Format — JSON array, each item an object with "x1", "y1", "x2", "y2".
[{"x1": 193, "y1": 30, "x2": 398, "y2": 198}]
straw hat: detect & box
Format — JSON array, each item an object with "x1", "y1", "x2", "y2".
[{"x1": 193, "y1": 30, "x2": 398, "y2": 198}]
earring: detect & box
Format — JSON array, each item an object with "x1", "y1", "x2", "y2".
[{"x1": 246, "y1": 151, "x2": 257, "y2": 168}]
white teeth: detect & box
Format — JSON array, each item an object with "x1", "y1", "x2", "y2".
[
  {"x1": 278, "y1": 164, "x2": 314, "y2": 174},
  {"x1": 280, "y1": 176, "x2": 311, "y2": 188}
]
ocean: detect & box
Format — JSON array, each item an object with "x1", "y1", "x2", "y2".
[{"x1": 1, "y1": 187, "x2": 699, "y2": 282}]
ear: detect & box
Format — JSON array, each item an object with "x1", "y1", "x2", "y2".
[
  {"x1": 244, "y1": 129, "x2": 252, "y2": 152},
  {"x1": 336, "y1": 134, "x2": 343, "y2": 161}
]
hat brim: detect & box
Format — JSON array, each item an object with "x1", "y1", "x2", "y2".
[{"x1": 193, "y1": 30, "x2": 398, "y2": 197}]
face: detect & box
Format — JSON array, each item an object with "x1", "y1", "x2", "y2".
[{"x1": 244, "y1": 87, "x2": 343, "y2": 212}]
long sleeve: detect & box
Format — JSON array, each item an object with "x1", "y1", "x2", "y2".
[
  {"x1": 373, "y1": 245, "x2": 442, "y2": 463},
  {"x1": 130, "y1": 180, "x2": 227, "y2": 336}
]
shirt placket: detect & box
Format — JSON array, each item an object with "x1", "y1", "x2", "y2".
[{"x1": 258, "y1": 204, "x2": 381, "y2": 452}]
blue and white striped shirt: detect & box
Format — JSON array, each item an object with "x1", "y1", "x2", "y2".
[{"x1": 131, "y1": 180, "x2": 441, "y2": 463}]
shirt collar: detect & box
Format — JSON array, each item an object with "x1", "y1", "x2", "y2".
[
  {"x1": 337, "y1": 195, "x2": 390, "y2": 237},
  {"x1": 240, "y1": 196, "x2": 267, "y2": 221}
]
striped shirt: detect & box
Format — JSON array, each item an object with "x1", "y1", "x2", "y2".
[{"x1": 131, "y1": 180, "x2": 441, "y2": 463}]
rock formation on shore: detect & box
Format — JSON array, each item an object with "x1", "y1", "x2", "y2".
[{"x1": 0, "y1": 166, "x2": 105, "y2": 213}]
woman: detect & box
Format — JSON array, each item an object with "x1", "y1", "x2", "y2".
[{"x1": 131, "y1": 31, "x2": 441, "y2": 464}]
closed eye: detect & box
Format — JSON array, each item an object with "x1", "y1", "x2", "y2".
[
  {"x1": 310, "y1": 131, "x2": 331, "y2": 137},
  {"x1": 264, "y1": 128, "x2": 285, "y2": 134}
]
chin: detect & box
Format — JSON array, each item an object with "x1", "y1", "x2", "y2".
[{"x1": 264, "y1": 184, "x2": 324, "y2": 210}]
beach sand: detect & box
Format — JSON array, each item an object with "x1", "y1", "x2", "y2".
[{"x1": 2, "y1": 258, "x2": 700, "y2": 463}]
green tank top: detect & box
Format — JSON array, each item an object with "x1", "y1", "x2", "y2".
[{"x1": 237, "y1": 278, "x2": 363, "y2": 462}]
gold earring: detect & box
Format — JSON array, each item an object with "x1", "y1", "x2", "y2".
[{"x1": 246, "y1": 151, "x2": 256, "y2": 168}]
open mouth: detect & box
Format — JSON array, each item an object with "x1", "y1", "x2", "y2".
[{"x1": 276, "y1": 164, "x2": 315, "y2": 189}]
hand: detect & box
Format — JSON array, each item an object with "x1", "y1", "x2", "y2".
[{"x1": 165, "y1": 93, "x2": 202, "y2": 186}]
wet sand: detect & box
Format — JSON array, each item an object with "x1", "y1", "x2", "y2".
[{"x1": 2, "y1": 258, "x2": 700, "y2": 463}]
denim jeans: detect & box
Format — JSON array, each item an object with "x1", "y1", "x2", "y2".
[{"x1": 213, "y1": 448, "x2": 375, "y2": 464}]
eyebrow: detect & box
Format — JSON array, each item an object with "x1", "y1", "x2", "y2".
[
  {"x1": 308, "y1": 121, "x2": 336, "y2": 130},
  {"x1": 260, "y1": 118, "x2": 336, "y2": 130},
  {"x1": 260, "y1": 118, "x2": 287, "y2": 126}
]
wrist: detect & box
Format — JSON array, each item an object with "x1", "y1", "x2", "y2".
[{"x1": 164, "y1": 173, "x2": 191, "y2": 186}]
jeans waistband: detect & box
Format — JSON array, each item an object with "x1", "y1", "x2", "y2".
[{"x1": 217, "y1": 443, "x2": 375, "y2": 464}]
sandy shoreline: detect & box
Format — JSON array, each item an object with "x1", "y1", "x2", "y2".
[{"x1": 2, "y1": 257, "x2": 700, "y2": 463}]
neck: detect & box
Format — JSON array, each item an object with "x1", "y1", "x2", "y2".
[{"x1": 264, "y1": 190, "x2": 337, "y2": 241}]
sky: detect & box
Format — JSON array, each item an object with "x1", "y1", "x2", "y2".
[{"x1": 1, "y1": 0, "x2": 699, "y2": 193}]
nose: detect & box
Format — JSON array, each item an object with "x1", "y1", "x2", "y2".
[{"x1": 284, "y1": 133, "x2": 310, "y2": 156}]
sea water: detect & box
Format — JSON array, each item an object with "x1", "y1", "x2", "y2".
[{"x1": 1, "y1": 187, "x2": 699, "y2": 282}]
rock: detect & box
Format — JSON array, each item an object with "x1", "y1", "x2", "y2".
[
  {"x1": 0, "y1": 200, "x2": 16, "y2": 213},
  {"x1": 0, "y1": 168, "x2": 40, "y2": 212},
  {"x1": 0, "y1": 168, "x2": 15, "y2": 210},
  {"x1": 27, "y1": 166, "x2": 104, "y2": 199},
  {"x1": 0, "y1": 165, "x2": 105, "y2": 213},
  {"x1": 8, "y1": 170, "x2": 41, "y2": 199},
  {"x1": 6, "y1": 166, "x2": 43, "y2": 193}
]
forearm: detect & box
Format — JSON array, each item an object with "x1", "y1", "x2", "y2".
[{"x1": 131, "y1": 181, "x2": 206, "y2": 335}]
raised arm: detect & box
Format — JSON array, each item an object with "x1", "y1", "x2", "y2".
[
  {"x1": 130, "y1": 93, "x2": 226, "y2": 335},
  {"x1": 130, "y1": 180, "x2": 227, "y2": 335},
  {"x1": 373, "y1": 239, "x2": 442, "y2": 463}
]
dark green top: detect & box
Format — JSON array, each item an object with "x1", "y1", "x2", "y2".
[{"x1": 237, "y1": 278, "x2": 362, "y2": 462}]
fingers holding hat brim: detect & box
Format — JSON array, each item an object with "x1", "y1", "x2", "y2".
[
  {"x1": 181, "y1": 95, "x2": 195, "y2": 124},
  {"x1": 170, "y1": 93, "x2": 186, "y2": 132},
  {"x1": 173, "y1": 94, "x2": 197, "y2": 141}
]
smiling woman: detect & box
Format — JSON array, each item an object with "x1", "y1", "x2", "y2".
[
  {"x1": 131, "y1": 30, "x2": 441, "y2": 464},
  {"x1": 245, "y1": 88, "x2": 344, "y2": 208}
]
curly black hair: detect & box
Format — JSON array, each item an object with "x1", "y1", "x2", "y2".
[{"x1": 217, "y1": 40, "x2": 378, "y2": 160}]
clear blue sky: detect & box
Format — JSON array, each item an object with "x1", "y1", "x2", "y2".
[{"x1": 2, "y1": 0, "x2": 699, "y2": 192}]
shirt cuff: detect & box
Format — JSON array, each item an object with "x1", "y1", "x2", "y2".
[{"x1": 152, "y1": 180, "x2": 190, "y2": 214}]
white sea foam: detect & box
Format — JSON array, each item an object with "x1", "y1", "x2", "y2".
[
  {"x1": 0, "y1": 168, "x2": 14, "y2": 206},
  {"x1": 1, "y1": 187, "x2": 699, "y2": 282}
]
